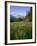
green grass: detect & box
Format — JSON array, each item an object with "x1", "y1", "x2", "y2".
[{"x1": 10, "y1": 21, "x2": 32, "y2": 40}]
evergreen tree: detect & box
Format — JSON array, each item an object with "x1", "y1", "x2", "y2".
[{"x1": 27, "y1": 7, "x2": 32, "y2": 21}]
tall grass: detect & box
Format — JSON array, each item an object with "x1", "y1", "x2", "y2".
[{"x1": 10, "y1": 22, "x2": 32, "y2": 40}]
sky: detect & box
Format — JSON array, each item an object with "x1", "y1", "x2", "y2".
[{"x1": 10, "y1": 6, "x2": 31, "y2": 18}]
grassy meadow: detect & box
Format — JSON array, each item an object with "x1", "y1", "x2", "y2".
[{"x1": 10, "y1": 21, "x2": 32, "y2": 40}]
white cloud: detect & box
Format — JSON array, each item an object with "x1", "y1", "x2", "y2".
[
  {"x1": 10, "y1": 11, "x2": 27, "y2": 18},
  {"x1": 19, "y1": 12, "x2": 23, "y2": 15},
  {"x1": 11, "y1": 11, "x2": 15, "y2": 15}
]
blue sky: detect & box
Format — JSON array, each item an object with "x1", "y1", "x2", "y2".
[{"x1": 10, "y1": 6, "x2": 31, "y2": 17}]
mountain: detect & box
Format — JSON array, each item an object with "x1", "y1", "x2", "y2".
[
  {"x1": 16, "y1": 15, "x2": 25, "y2": 19},
  {"x1": 10, "y1": 15, "x2": 16, "y2": 22},
  {"x1": 10, "y1": 15, "x2": 26, "y2": 22}
]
